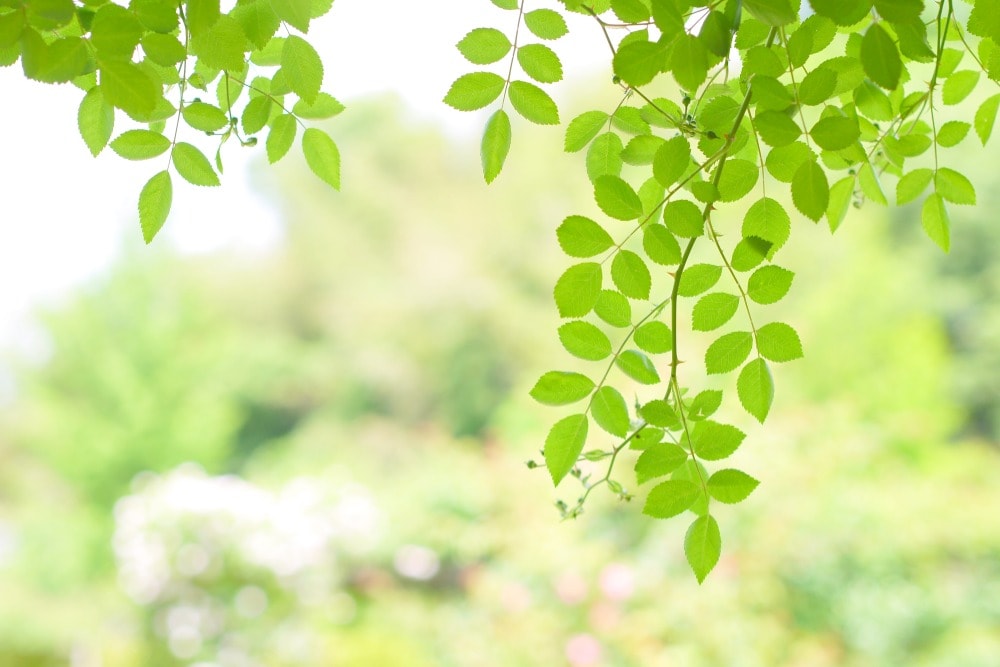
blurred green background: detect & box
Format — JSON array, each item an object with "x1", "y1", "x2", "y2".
[{"x1": 0, "y1": 96, "x2": 998, "y2": 667}]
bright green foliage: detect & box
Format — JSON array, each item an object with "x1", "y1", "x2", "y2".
[{"x1": 13, "y1": 0, "x2": 1000, "y2": 583}]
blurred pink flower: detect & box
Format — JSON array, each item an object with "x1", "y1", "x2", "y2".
[{"x1": 565, "y1": 633, "x2": 602, "y2": 666}]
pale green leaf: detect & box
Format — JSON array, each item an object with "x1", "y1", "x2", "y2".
[
  {"x1": 860, "y1": 22, "x2": 901, "y2": 89},
  {"x1": 554, "y1": 262, "x2": 602, "y2": 317},
  {"x1": 756, "y1": 321, "x2": 804, "y2": 362},
  {"x1": 242, "y1": 95, "x2": 272, "y2": 135},
  {"x1": 635, "y1": 444, "x2": 688, "y2": 484},
  {"x1": 443, "y1": 72, "x2": 505, "y2": 111},
  {"x1": 737, "y1": 357, "x2": 773, "y2": 422},
  {"x1": 186, "y1": 0, "x2": 220, "y2": 36},
  {"x1": 922, "y1": 192, "x2": 950, "y2": 252},
  {"x1": 685, "y1": 515, "x2": 721, "y2": 584},
  {"x1": 302, "y1": 127, "x2": 340, "y2": 189},
  {"x1": 292, "y1": 92, "x2": 345, "y2": 119},
  {"x1": 611, "y1": 250, "x2": 650, "y2": 299},
  {"x1": 90, "y1": 3, "x2": 143, "y2": 59},
  {"x1": 78, "y1": 86, "x2": 114, "y2": 157},
  {"x1": 530, "y1": 372, "x2": 595, "y2": 406},
  {"x1": 457, "y1": 28, "x2": 511, "y2": 65},
  {"x1": 544, "y1": 414, "x2": 589, "y2": 486},
  {"x1": 634, "y1": 321, "x2": 672, "y2": 354},
  {"x1": 281, "y1": 35, "x2": 323, "y2": 103},
  {"x1": 705, "y1": 331, "x2": 753, "y2": 374},
  {"x1": 138, "y1": 170, "x2": 172, "y2": 243},
  {"x1": 708, "y1": 469, "x2": 760, "y2": 503},
  {"x1": 896, "y1": 168, "x2": 932, "y2": 205},
  {"x1": 517, "y1": 43, "x2": 562, "y2": 83},
  {"x1": 677, "y1": 263, "x2": 722, "y2": 297},
  {"x1": 481, "y1": 108, "x2": 511, "y2": 184},
  {"x1": 565, "y1": 110, "x2": 609, "y2": 152},
  {"x1": 594, "y1": 175, "x2": 642, "y2": 220},
  {"x1": 643, "y1": 480, "x2": 699, "y2": 518},
  {"x1": 508, "y1": 79, "x2": 559, "y2": 124},
  {"x1": 791, "y1": 159, "x2": 829, "y2": 222},
  {"x1": 942, "y1": 70, "x2": 980, "y2": 105},
  {"x1": 182, "y1": 101, "x2": 229, "y2": 132},
  {"x1": 652, "y1": 135, "x2": 691, "y2": 187},
  {"x1": 643, "y1": 224, "x2": 682, "y2": 265},
  {"x1": 130, "y1": 0, "x2": 179, "y2": 33},
  {"x1": 231, "y1": 0, "x2": 281, "y2": 49},
  {"x1": 613, "y1": 39, "x2": 668, "y2": 87},
  {"x1": 110, "y1": 129, "x2": 170, "y2": 160},
  {"x1": 691, "y1": 419, "x2": 746, "y2": 460},
  {"x1": 22, "y1": 31, "x2": 90, "y2": 84},
  {"x1": 172, "y1": 141, "x2": 221, "y2": 186},
  {"x1": 524, "y1": 8, "x2": 568, "y2": 40},
  {"x1": 142, "y1": 33, "x2": 187, "y2": 67},
  {"x1": 266, "y1": 113, "x2": 297, "y2": 163},
  {"x1": 747, "y1": 265, "x2": 794, "y2": 304},
  {"x1": 810, "y1": 115, "x2": 860, "y2": 151},
  {"x1": 663, "y1": 199, "x2": 704, "y2": 237},
  {"x1": 975, "y1": 94, "x2": 1000, "y2": 145},
  {"x1": 935, "y1": 167, "x2": 976, "y2": 205},
  {"x1": 191, "y1": 14, "x2": 248, "y2": 71},
  {"x1": 595, "y1": 290, "x2": 631, "y2": 327},
  {"x1": 692, "y1": 292, "x2": 739, "y2": 331},
  {"x1": 639, "y1": 399, "x2": 679, "y2": 428},
  {"x1": 586, "y1": 131, "x2": 623, "y2": 181},
  {"x1": 270, "y1": 0, "x2": 312, "y2": 32},
  {"x1": 615, "y1": 349, "x2": 660, "y2": 384},
  {"x1": 557, "y1": 215, "x2": 614, "y2": 257},
  {"x1": 591, "y1": 386, "x2": 630, "y2": 437},
  {"x1": 742, "y1": 197, "x2": 790, "y2": 254},
  {"x1": 559, "y1": 321, "x2": 613, "y2": 360}
]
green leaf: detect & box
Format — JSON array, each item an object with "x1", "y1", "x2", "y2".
[
  {"x1": 90, "y1": 3, "x2": 143, "y2": 59},
  {"x1": 896, "y1": 167, "x2": 933, "y2": 205},
  {"x1": 594, "y1": 175, "x2": 642, "y2": 220},
  {"x1": 78, "y1": 86, "x2": 114, "y2": 157},
  {"x1": 26, "y1": 0, "x2": 74, "y2": 30},
  {"x1": 172, "y1": 142, "x2": 221, "y2": 186},
  {"x1": 921, "y1": 192, "x2": 950, "y2": 252},
  {"x1": 798, "y1": 67, "x2": 837, "y2": 106},
  {"x1": 685, "y1": 515, "x2": 721, "y2": 584},
  {"x1": 182, "y1": 101, "x2": 228, "y2": 132},
  {"x1": 110, "y1": 129, "x2": 170, "y2": 160},
  {"x1": 586, "y1": 132, "x2": 624, "y2": 181},
  {"x1": 643, "y1": 480, "x2": 699, "y2": 519},
  {"x1": 444, "y1": 72, "x2": 505, "y2": 111},
  {"x1": 0, "y1": 9, "x2": 25, "y2": 49},
  {"x1": 491, "y1": 0, "x2": 519, "y2": 9},
  {"x1": 756, "y1": 321, "x2": 804, "y2": 362},
  {"x1": 544, "y1": 414, "x2": 589, "y2": 486},
  {"x1": 524, "y1": 8, "x2": 568, "y2": 40},
  {"x1": 138, "y1": 170, "x2": 172, "y2": 243},
  {"x1": 141, "y1": 33, "x2": 187, "y2": 67},
  {"x1": 613, "y1": 39, "x2": 668, "y2": 87},
  {"x1": 827, "y1": 176, "x2": 854, "y2": 232},
  {"x1": 559, "y1": 321, "x2": 613, "y2": 361},
  {"x1": 677, "y1": 263, "x2": 722, "y2": 297},
  {"x1": 975, "y1": 94, "x2": 1000, "y2": 145},
  {"x1": 611, "y1": 0, "x2": 650, "y2": 22},
  {"x1": 705, "y1": 331, "x2": 753, "y2": 374},
  {"x1": 242, "y1": 95, "x2": 272, "y2": 135},
  {"x1": 663, "y1": 200, "x2": 704, "y2": 238},
  {"x1": 530, "y1": 372, "x2": 595, "y2": 406},
  {"x1": 554, "y1": 262, "x2": 602, "y2": 317},
  {"x1": 231, "y1": 0, "x2": 281, "y2": 49},
  {"x1": 508, "y1": 80, "x2": 559, "y2": 124},
  {"x1": 688, "y1": 390, "x2": 723, "y2": 420},
  {"x1": 743, "y1": 0, "x2": 797, "y2": 26},
  {"x1": 652, "y1": 135, "x2": 691, "y2": 187},
  {"x1": 615, "y1": 349, "x2": 660, "y2": 384},
  {"x1": 186, "y1": 0, "x2": 220, "y2": 36},
  {"x1": 270, "y1": 0, "x2": 312, "y2": 32},
  {"x1": 634, "y1": 321, "x2": 672, "y2": 354},
  {"x1": 281, "y1": 35, "x2": 323, "y2": 104},
  {"x1": 935, "y1": 167, "x2": 976, "y2": 205},
  {"x1": 737, "y1": 357, "x2": 774, "y2": 422},
  {"x1": 481, "y1": 108, "x2": 511, "y2": 184},
  {"x1": 266, "y1": 113, "x2": 297, "y2": 163},
  {"x1": 565, "y1": 111, "x2": 609, "y2": 152},
  {"x1": 747, "y1": 265, "x2": 794, "y2": 304},
  {"x1": 635, "y1": 444, "x2": 688, "y2": 484},
  {"x1": 130, "y1": 0, "x2": 179, "y2": 33},
  {"x1": 21, "y1": 31, "x2": 90, "y2": 84},
  {"x1": 716, "y1": 159, "x2": 759, "y2": 202},
  {"x1": 456, "y1": 28, "x2": 511, "y2": 65},
  {"x1": 670, "y1": 33, "x2": 708, "y2": 91},
  {"x1": 639, "y1": 399, "x2": 678, "y2": 427},
  {"x1": 595, "y1": 290, "x2": 632, "y2": 327},
  {"x1": 556, "y1": 215, "x2": 614, "y2": 257},
  {"x1": 942, "y1": 70, "x2": 980, "y2": 106},
  {"x1": 517, "y1": 43, "x2": 562, "y2": 83},
  {"x1": 643, "y1": 224, "x2": 682, "y2": 265},
  {"x1": 302, "y1": 127, "x2": 340, "y2": 189},
  {"x1": 708, "y1": 469, "x2": 760, "y2": 503},
  {"x1": 611, "y1": 250, "x2": 650, "y2": 299},
  {"x1": 692, "y1": 420, "x2": 746, "y2": 460},
  {"x1": 591, "y1": 386, "x2": 630, "y2": 437},
  {"x1": 755, "y1": 110, "x2": 802, "y2": 147},
  {"x1": 292, "y1": 92, "x2": 345, "y2": 119},
  {"x1": 860, "y1": 22, "x2": 901, "y2": 89},
  {"x1": 791, "y1": 159, "x2": 829, "y2": 222},
  {"x1": 810, "y1": 115, "x2": 860, "y2": 151},
  {"x1": 692, "y1": 292, "x2": 739, "y2": 331},
  {"x1": 742, "y1": 197, "x2": 790, "y2": 254},
  {"x1": 191, "y1": 13, "x2": 249, "y2": 71}
]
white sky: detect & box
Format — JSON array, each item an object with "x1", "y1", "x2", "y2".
[{"x1": 0, "y1": 0, "x2": 608, "y2": 346}]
